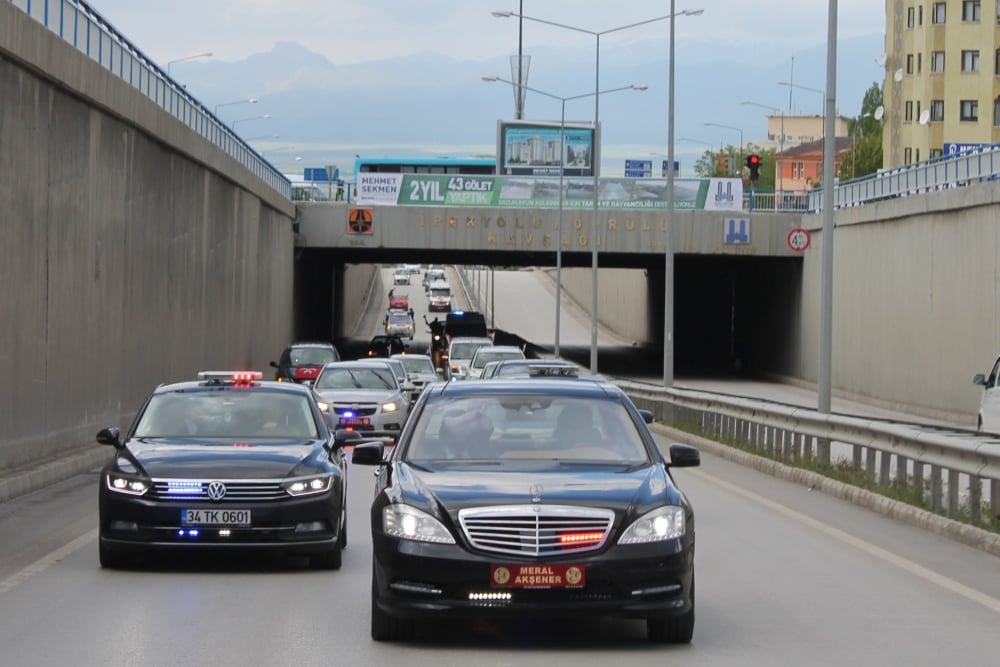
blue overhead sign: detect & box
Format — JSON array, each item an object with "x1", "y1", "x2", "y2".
[
  {"x1": 943, "y1": 142, "x2": 1000, "y2": 156},
  {"x1": 304, "y1": 167, "x2": 339, "y2": 182},
  {"x1": 660, "y1": 160, "x2": 680, "y2": 177},
  {"x1": 625, "y1": 159, "x2": 652, "y2": 178}
]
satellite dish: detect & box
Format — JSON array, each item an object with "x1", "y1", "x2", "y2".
[
  {"x1": 893, "y1": 68, "x2": 904, "y2": 82},
  {"x1": 874, "y1": 106, "x2": 884, "y2": 121},
  {"x1": 918, "y1": 109, "x2": 930, "y2": 125},
  {"x1": 876, "y1": 53, "x2": 887, "y2": 66}
]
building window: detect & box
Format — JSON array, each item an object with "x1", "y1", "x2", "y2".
[
  {"x1": 930, "y1": 148, "x2": 943, "y2": 159},
  {"x1": 996, "y1": 48, "x2": 1000, "y2": 74},
  {"x1": 931, "y1": 51, "x2": 945, "y2": 72},
  {"x1": 906, "y1": 54, "x2": 914, "y2": 74},
  {"x1": 962, "y1": 0, "x2": 981, "y2": 21},
  {"x1": 994, "y1": 96, "x2": 1000, "y2": 125},
  {"x1": 960, "y1": 99, "x2": 979, "y2": 121},
  {"x1": 915, "y1": 148, "x2": 921, "y2": 162},
  {"x1": 905, "y1": 100, "x2": 914, "y2": 121},
  {"x1": 904, "y1": 147, "x2": 913, "y2": 163},
  {"x1": 918, "y1": 52, "x2": 923, "y2": 73},
  {"x1": 907, "y1": 6, "x2": 915, "y2": 27},
  {"x1": 962, "y1": 50, "x2": 980, "y2": 72},
  {"x1": 919, "y1": 5, "x2": 924, "y2": 24},
  {"x1": 932, "y1": 2, "x2": 946, "y2": 23},
  {"x1": 931, "y1": 99, "x2": 945, "y2": 121}
]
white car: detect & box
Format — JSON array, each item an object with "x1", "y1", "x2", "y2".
[
  {"x1": 467, "y1": 345, "x2": 527, "y2": 380},
  {"x1": 973, "y1": 355, "x2": 1000, "y2": 431},
  {"x1": 446, "y1": 337, "x2": 494, "y2": 381},
  {"x1": 391, "y1": 353, "x2": 441, "y2": 401},
  {"x1": 393, "y1": 268, "x2": 410, "y2": 285},
  {"x1": 312, "y1": 361, "x2": 410, "y2": 438}
]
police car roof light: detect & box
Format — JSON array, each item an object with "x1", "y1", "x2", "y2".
[
  {"x1": 197, "y1": 371, "x2": 263, "y2": 386},
  {"x1": 528, "y1": 365, "x2": 579, "y2": 378}
]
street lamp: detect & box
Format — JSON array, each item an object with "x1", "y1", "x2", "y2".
[
  {"x1": 704, "y1": 122, "x2": 744, "y2": 178},
  {"x1": 214, "y1": 98, "x2": 257, "y2": 115},
  {"x1": 740, "y1": 100, "x2": 785, "y2": 195},
  {"x1": 483, "y1": 75, "x2": 648, "y2": 358},
  {"x1": 166, "y1": 51, "x2": 212, "y2": 76},
  {"x1": 232, "y1": 114, "x2": 271, "y2": 130},
  {"x1": 493, "y1": 6, "x2": 703, "y2": 374}
]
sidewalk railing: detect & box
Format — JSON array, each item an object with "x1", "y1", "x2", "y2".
[{"x1": 8, "y1": 0, "x2": 290, "y2": 199}]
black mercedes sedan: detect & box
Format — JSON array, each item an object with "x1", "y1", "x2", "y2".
[
  {"x1": 352, "y1": 370, "x2": 700, "y2": 643},
  {"x1": 96, "y1": 371, "x2": 349, "y2": 569}
]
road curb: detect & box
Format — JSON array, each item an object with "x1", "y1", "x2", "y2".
[
  {"x1": 0, "y1": 446, "x2": 107, "y2": 504},
  {"x1": 651, "y1": 423, "x2": 1000, "y2": 559}
]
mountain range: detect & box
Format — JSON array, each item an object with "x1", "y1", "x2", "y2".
[{"x1": 173, "y1": 34, "x2": 886, "y2": 178}]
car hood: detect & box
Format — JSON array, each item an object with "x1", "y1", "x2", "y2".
[
  {"x1": 125, "y1": 438, "x2": 322, "y2": 478},
  {"x1": 394, "y1": 461, "x2": 679, "y2": 516}
]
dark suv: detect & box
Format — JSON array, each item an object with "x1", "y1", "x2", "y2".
[{"x1": 270, "y1": 342, "x2": 341, "y2": 384}]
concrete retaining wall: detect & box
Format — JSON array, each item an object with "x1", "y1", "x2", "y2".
[{"x1": 0, "y1": 3, "x2": 295, "y2": 471}]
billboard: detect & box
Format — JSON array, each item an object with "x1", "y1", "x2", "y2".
[{"x1": 496, "y1": 120, "x2": 599, "y2": 178}]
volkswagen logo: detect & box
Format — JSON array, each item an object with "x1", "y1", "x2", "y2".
[{"x1": 207, "y1": 481, "x2": 227, "y2": 501}]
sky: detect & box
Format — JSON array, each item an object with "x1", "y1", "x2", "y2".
[
  {"x1": 80, "y1": 0, "x2": 887, "y2": 177},
  {"x1": 85, "y1": 0, "x2": 885, "y2": 68}
]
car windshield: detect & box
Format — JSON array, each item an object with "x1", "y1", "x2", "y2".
[
  {"x1": 430, "y1": 288, "x2": 451, "y2": 297},
  {"x1": 389, "y1": 313, "x2": 410, "y2": 324},
  {"x1": 452, "y1": 342, "x2": 490, "y2": 359},
  {"x1": 315, "y1": 367, "x2": 396, "y2": 390},
  {"x1": 289, "y1": 347, "x2": 337, "y2": 365},
  {"x1": 404, "y1": 395, "x2": 649, "y2": 463},
  {"x1": 133, "y1": 391, "x2": 320, "y2": 439},
  {"x1": 472, "y1": 349, "x2": 524, "y2": 369},
  {"x1": 399, "y1": 357, "x2": 435, "y2": 374}
]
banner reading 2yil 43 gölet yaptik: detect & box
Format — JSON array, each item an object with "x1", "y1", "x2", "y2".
[{"x1": 356, "y1": 174, "x2": 743, "y2": 211}]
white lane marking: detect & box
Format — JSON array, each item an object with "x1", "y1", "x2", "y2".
[
  {"x1": 691, "y1": 469, "x2": 1000, "y2": 615},
  {"x1": 0, "y1": 528, "x2": 98, "y2": 595}
]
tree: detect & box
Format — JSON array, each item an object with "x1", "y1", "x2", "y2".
[{"x1": 838, "y1": 82, "x2": 884, "y2": 180}]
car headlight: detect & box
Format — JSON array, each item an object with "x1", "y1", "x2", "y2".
[
  {"x1": 316, "y1": 401, "x2": 330, "y2": 413},
  {"x1": 618, "y1": 506, "x2": 685, "y2": 544},
  {"x1": 382, "y1": 401, "x2": 400, "y2": 413},
  {"x1": 283, "y1": 475, "x2": 333, "y2": 497},
  {"x1": 382, "y1": 505, "x2": 455, "y2": 544},
  {"x1": 106, "y1": 472, "x2": 150, "y2": 496}
]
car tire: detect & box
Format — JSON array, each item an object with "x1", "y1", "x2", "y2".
[
  {"x1": 98, "y1": 540, "x2": 132, "y2": 569},
  {"x1": 371, "y1": 567, "x2": 415, "y2": 641},
  {"x1": 646, "y1": 576, "x2": 694, "y2": 644},
  {"x1": 339, "y1": 503, "x2": 348, "y2": 549},
  {"x1": 310, "y1": 541, "x2": 343, "y2": 570}
]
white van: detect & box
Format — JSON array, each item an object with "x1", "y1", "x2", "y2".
[{"x1": 427, "y1": 280, "x2": 452, "y2": 312}]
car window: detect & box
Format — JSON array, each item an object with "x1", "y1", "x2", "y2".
[
  {"x1": 399, "y1": 357, "x2": 435, "y2": 374},
  {"x1": 315, "y1": 367, "x2": 396, "y2": 390},
  {"x1": 134, "y1": 391, "x2": 320, "y2": 439},
  {"x1": 472, "y1": 349, "x2": 524, "y2": 369},
  {"x1": 404, "y1": 395, "x2": 648, "y2": 462},
  {"x1": 452, "y1": 342, "x2": 490, "y2": 358},
  {"x1": 290, "y1": 347, "x2": 338, "y2": 365}
]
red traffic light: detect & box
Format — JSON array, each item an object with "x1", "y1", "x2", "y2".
[{"x1": 746, "y1": 154, "x2": 761, "y2": 167}]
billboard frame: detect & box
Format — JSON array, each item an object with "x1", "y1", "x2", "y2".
[{"x1": 496, "y1": 119, "x2": 600, "y2": 178}]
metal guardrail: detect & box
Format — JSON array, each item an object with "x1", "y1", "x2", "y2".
[
  {"x1": 8, "y1": 0, "x2": 291, "y2": 199},
  {"x1": 618, "y1": 380, "x2": 1000, "y2": 523}
]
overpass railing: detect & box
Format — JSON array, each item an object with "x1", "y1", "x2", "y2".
[
  {"x1": 618, "y1": 380, "x2": 1000, "y2": 530},
  {"x1": 7, "y1": 0, "x2": 291, "y2": 199}
]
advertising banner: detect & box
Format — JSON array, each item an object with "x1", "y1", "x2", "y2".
[{"x1": 355, "y1": 174, "x2": 744, "y2": 211}]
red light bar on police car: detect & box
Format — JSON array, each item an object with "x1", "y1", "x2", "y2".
[{"x1": 197, "y1": 371, "x2": 263, "y2": 384}]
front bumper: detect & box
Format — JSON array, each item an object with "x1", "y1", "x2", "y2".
[
  {"x1": 372, "y1": 535, "x2": 693, "y2": 620},
  {"x1": 99, "y1": 489, "x2": 340, "y2": 554}
]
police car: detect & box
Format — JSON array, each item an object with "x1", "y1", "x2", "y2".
[{"x1": 96, "y1": 371, "x2": 349, "y2": 569}]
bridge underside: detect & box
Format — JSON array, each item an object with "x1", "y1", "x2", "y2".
[{"x1": 294, "y1": 247, "x2": 802, "y2": 379}]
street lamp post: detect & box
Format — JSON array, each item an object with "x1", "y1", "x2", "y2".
[
  {"x1": 214, "y1": 98, "x2": 257, "y2": 115},
  {"x1": 704, "y1": 122, "x2": 744, "y2": 178},
  {"x1": 232, "y1": 114, "x2": 271, "y2": 130},
  {"x1": 483, "y1": 76, "x2": 647, "y2": 358},
  {"x1": 493, "y1": 7, "x2": 703, "y2": 374},
  {"x1": 166, "y1": 51, "x2": 212, "y2": 76},
  {"x1": 740, "y1": 100, "x2": 785, "y2": 195}
]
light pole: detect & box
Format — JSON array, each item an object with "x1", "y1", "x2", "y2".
[
  {"x1": 166, "y1": 51, "x2": 212, "y2": 76},
  {"x1": 214, "y1": 98, "x2": 257, "y2": 115},
  {"x1": 232, "y1": 114, "x2": 271, "y2": 130},
  {"x1": 493, "y1": 7, "x2": 703, "y2": 374},
  {"x1": 740, "y1": 100, "x2": 785, "y2": 195},
  {"x1": 483, "y1": 76, "x2": 648, "y2": 358},
  {"x1": 704, "y1": 122, "x2": 744, "y2": 179}
]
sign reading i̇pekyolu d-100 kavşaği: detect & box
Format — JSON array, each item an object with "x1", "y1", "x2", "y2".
[{"x1": 354, "y1": 174, "x2": 743, "y2": 211}]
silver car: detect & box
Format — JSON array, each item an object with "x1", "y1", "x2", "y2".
[
  {"x1": 385, "y1": 310, "x2": 415, "y2": 339},
  {"x1": 312, "y1": 361, "x2": 409, "y2": 438},
  {"x1": 467, "y1": 345, "x2": 526, "y2": 380},
  {"x1": 391, "y1": 353, "x2": 441, "y2": 401},
  {"x1": 446, "y1": 337, "x2": 494, "y2": 381}
]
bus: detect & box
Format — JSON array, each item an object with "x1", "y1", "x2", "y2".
[{"x1": 354, "y1": 155, "x2": 496, "y2": 177}]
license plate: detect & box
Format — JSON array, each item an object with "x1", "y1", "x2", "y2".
[
  {"x1": 339, "y1": 417, "x2": 370, "y2": 427},
  {"x1": 490, "y1": 564, "x2": 586, "y2": 588},
  {"x1": 182, "y1": 509, "x2": 251, "y2": 526}
]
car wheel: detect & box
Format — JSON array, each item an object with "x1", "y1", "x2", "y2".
[
  {"x1": 647, "y1": 576, "x2": 694, "y2": 643},
  {"x1": 98, "y1": 540, "x2": 132, "y2": 569},
  {"x1": 310, "y1": 541, "x2": 343, "y2": 570},
  {"x1": 371, "y1": 566, "x2": 415, "y2": 641},
  {"x1": 339, "y1": 503, "x2": 348, "y2": 549}
]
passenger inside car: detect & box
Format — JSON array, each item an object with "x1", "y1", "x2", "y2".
[
  {"x1": 554, "y1": 404, "x2": 602, "y2": 446},
  {"x1": 430, "y1": 410, "x2": 495, "y2": 459}
]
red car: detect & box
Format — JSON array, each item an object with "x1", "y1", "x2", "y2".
[{"x1": 388, "y1": 292, "x2": 409, "y2": 310}]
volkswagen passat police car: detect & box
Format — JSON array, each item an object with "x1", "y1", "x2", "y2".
[
  {"x1": 96, "y1": 371, "x2": 349, "y2": 569},
  {"x1": 352, "y1": 372, "x2": 700, "y2": 643}
]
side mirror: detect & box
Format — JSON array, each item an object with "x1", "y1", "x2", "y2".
[
  {"x1": 637, "y1": 408, "x2": 655, "y2": 424},
  {"x1": 351, "y1": 441, "x2": 386, "y2": 466},
  {"x1": 667, "y1": 443, "x2": 700, "y2": 468},
  {"x1": 270, "y1": 361, "x2": 279, "y2": 369},
  {"x1": 435, "y1": 368, "x2": 444, "y2": 377},
  {"x1": 973, "y1": 373, "x2": 988, "y2": 387},
  {"x1": 97, "y1": 427, "x2": 122, "y2": 448},
  {"x1": 334, "y1": 428, "x2": 364, "y2": 449},
  {"x1": 401, "y1": 381, "x2": 416, "y2": 392}
]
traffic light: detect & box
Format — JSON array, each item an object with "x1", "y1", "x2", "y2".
[{"x1": 746, "y1": 153, "x2": 761, "y2": 182}]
